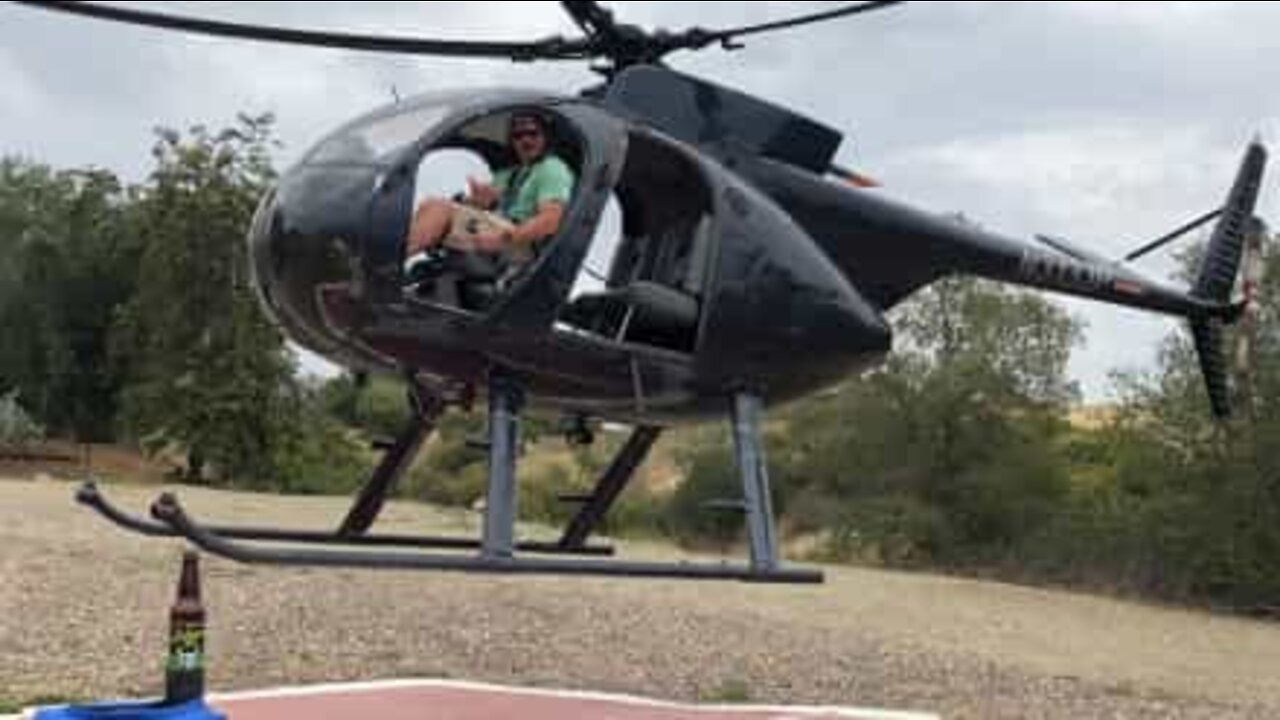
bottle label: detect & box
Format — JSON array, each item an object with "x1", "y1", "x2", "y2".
[{"x1": 167, "y1": 624, "x2": 205, "y2": 672}]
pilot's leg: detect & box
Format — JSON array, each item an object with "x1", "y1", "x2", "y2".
[{"x1": 405, "y1": 198, "x2": 455, "y2": 256}]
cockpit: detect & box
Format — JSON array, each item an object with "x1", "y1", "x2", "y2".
[
  {"x1": 400, "y1": 105, "x2": 588, "y2": 313},
  {"x1": 400, "y1": 102, "x2": 716, "y2": 357},
  {"x1": 248, "y1": 90, "x2": 720, "y2": 373}
]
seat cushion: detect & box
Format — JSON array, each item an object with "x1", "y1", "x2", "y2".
[
  {"x1": 620, "y1": 281, "x2": 699, "y2": 330},
  {"x1": 561, "y1": 281, "x2": 699, "y2": 348}
]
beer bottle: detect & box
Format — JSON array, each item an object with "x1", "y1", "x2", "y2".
[{"x1": 164, "y1": 551, "x2": 206, "y2": 704}]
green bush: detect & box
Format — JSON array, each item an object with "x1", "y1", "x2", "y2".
[
  {"x1": 0, "y1": 391, "x2": 43, "y2": 447},
  {"x1": 404, "y1": 450, "x2": 487, "y2": 508},
  {"x1": 820, "y1": 494, "x2": 949, "y2": 566},
  {"x1": 699, "y1": 677, "x2": 752, "y2": 704},
  {"x1": 667, "y1": 436, "x2": 744, "y2": 550},
  {"x1": 355, "y1": 378, "x2": 413, "y2": 439},
  {"x1": 400, "y1": 408, "x2": 490, "y2": 507},
  {"x1": 266, "y1": 407, "x2": 372, "y2": 496},
  {"x1": 604, "y1": 491, "x2": 670, "y2": 540},
  {"x1": 319, "y1": 374, "x2": 412, "y2": 440},
  {"x1": 518, "y1": 458, "x2": 580, "y2": 525}
]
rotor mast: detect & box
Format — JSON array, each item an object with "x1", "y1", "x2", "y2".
[{"x1": 560, "y1": 0, "x2": 681, "y2": 74}]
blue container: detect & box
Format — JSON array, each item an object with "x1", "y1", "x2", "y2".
[{"x1": 32, "y1": 699, "x2": 224, "y2": 720}]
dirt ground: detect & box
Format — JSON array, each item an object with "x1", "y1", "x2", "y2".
[
  {"x1": 0, "y1": 441, "x2": 176, "y2": 485},
  {"x1": 3, "y1": 476, "x2": 1280, "y2": 719}
]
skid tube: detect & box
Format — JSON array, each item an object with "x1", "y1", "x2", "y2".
[
  {"x1": 76, "y1": 481, "x2": 614, "y2": 557},
  {"x1": 148, "y1": 492, "x2": 824, "y2": 584}
]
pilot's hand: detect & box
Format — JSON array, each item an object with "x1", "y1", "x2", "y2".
[
  {"x1": 467, "y1": 177, "x2": 498, "y2": 209},
  {"x1": 471, "y1": 229, "x2": 508, "y2": 253}
]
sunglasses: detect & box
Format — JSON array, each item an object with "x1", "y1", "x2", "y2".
[{"x1": 511, "y1": 128, "x2": 543, "y2": 141}]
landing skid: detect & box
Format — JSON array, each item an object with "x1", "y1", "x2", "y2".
[
  {"x1": 148, "y1": 492, "x2": 821, "y2": 583},
  {"x1": 77, "y1": 371, "x2": 823, "y2": 584},
  {"x1": 76, "y1": 482, "x2": 612, "y2": 556}
]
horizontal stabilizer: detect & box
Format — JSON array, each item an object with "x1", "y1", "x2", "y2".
[{"x1": 1033, "y1": 234, "x2": 1115, "y2": 266}]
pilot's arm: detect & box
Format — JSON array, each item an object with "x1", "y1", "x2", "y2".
[
  {"x1": 475, "y1": 158, "x2": 575, "y2": 253},
  {"x1": 506, "y1": 202, "x2": 564, "y2": 248}
]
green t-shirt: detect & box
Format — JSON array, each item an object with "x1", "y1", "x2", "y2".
[{"x1": 492, "y1": 154, "x2": 575, "y2": 223}]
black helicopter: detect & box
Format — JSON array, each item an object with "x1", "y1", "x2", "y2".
[{"x1": 17, "y1": 1, "x2": 1269, "y2": 584}]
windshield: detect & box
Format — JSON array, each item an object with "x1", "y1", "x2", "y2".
[
  {"x1": 304, "y1": 104, "x2": 453, "y2": 166},
  {"x1": 300, "y1": 89, "x2": 559, "y2": 168}
]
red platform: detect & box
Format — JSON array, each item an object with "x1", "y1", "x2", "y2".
[{"x1": 204, "y1": 680, "x2": 939, "y2": 720}]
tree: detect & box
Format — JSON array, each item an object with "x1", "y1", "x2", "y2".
[
  {"x1": 673, "y1": 276, "x2": 1083, "y2": 566},
  {"x1": 319, "y1": 373, "x2": 412, "y2": 441},
  {"x1": 1103, "y1": 234, "x2": 1280, "y2": 607},
  {"x1": 0, "y1": 160, "x2": 136, "y2": 440},
  {"x1": 817, "y1": 279, "x2": 1075, "y2": 561},
  {"x1": 113, "y1": 114, "x2": 294, "y2": 483},
  {"x1": 895, "y1": 276, "x2": 1083, "y2": 405}
]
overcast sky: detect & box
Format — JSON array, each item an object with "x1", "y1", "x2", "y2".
[{"x1": 2, "y1": 1, "x2": 1277, "y2": 401}]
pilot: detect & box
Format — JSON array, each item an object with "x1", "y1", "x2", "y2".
[{"x1": 404, "y1": 108, "x2": 576, "y2": 273}]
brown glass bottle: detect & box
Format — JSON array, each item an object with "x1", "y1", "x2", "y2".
[{"x1": 164, "y1": 550, "x2": 206, "y2": 704}]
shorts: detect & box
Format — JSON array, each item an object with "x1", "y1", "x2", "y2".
[{"x1": 444, "y1": 202, "x2": 517, "y2": 252}]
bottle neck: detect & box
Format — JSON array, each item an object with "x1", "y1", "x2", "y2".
[{"x1": 176, "y1": 551, "x2": 201, "y2": 601}]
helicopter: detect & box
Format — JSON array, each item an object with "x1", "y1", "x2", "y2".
[{"x1": 15, "y1": 1, "x2": 1269, "y2": 584}]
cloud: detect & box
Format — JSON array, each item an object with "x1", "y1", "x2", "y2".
[
  {"x1": 0, "y1": 48, "x2": 51, "y2": 142},
  {"x1": 880, "y1": 120, "x2": 1271, "y2": 399},
  {"x1": 890, "y1": 123, "x2": 1236, "y2": 238}
]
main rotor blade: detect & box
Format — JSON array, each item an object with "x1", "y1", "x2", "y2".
[
  {"x1": 561, "y1": 1, "x2": 616, "y2": 39},
  {"x1": 702, "y1": 1, "x2": 908, "y2": 45},
  {"x1": 14, "y1": 0, "x2": 587, "y2": 61}
]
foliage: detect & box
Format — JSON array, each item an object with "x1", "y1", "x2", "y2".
[
  {"x1": 239, "y1": 376, "x2": 373, "y2": 495},
  {"x1": 320, "y1": 373, "x2": 412, "y2": 441},
  {"x1": 0, "y1": 160, "x2": 138, "y2": 441},
  {"x1": 604, "y1": 490, "x2": 670, "y2": 540},
  {"x1": 0, "y1": 114, "x2": 373, "y2": 493},
  {"x1": 111, "y1": 114, "x2": 296, "y2": 484},
  {"x1": 401, "y1": 409, "x2": 489, "y2": 507},
  {"x1": 670, "y1": 278, "x2": 1079, "y2": 568},
  {"x1": 0, "y1": 391, "x2": 44, "y2": 447},
  {"x1": 665, "y1": 426, "x2": 747, "y2": 549},
  {"x1": 699, "y1": 677, "x2": 752, "y2": 704},
  {"x1": 1082, "y1": 239, "x2": 1280, "y2": 609},
  {"x1": 519, "y1": 456, "x2": 581, "y2": 525}
]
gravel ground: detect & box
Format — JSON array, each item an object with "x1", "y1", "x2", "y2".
[{"x1": 3, "y1": 477, "x2": 1280, "y2": 719}]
